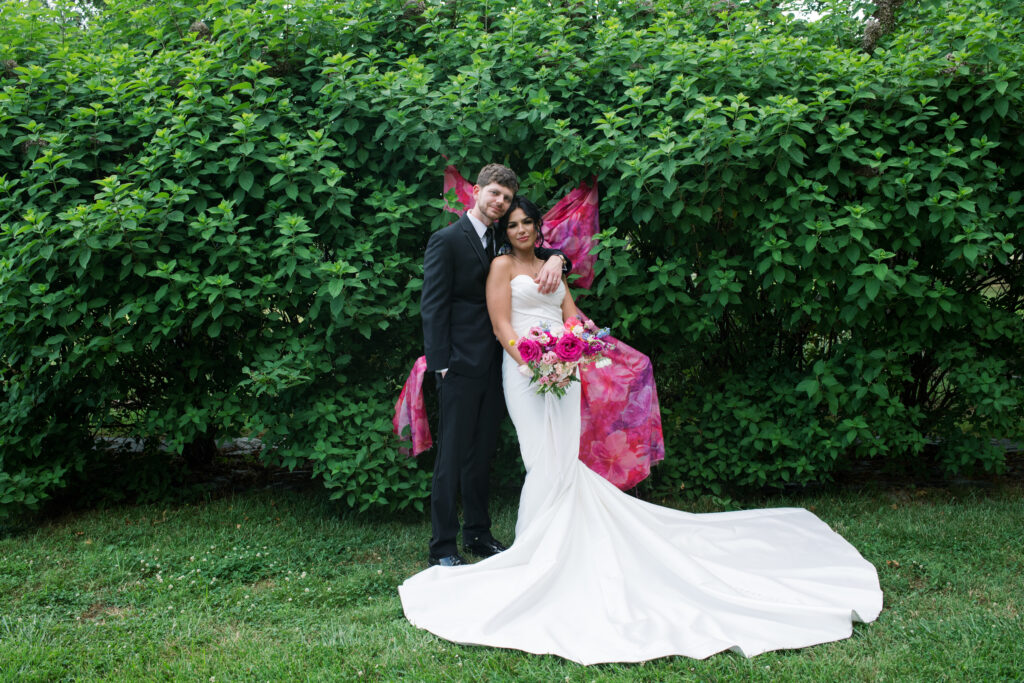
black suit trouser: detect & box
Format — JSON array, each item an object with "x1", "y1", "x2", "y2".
[{"x1": 430, "y1": 364, "x2": 503, "y2": 557}]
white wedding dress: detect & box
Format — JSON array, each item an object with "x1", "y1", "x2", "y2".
[{"x1": 399, "y1": 276, "x2": 882, "y2": 664}]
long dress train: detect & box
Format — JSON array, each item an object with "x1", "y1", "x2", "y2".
[{"x1": 398, "y1": 276, "x2": 882, "y2": 665}]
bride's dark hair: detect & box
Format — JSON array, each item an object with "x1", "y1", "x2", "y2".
[{"x1": 497, "y1": 196, "x2": 545, "y2": 254}]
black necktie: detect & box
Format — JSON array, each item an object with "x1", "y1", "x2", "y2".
[{"x1": 484, "y1": 228, "x2": 494, "y2": 257}]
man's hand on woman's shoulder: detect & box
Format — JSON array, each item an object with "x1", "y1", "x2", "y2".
[{"x1": 535, "y1": 255, "x2": 564, "y2": 294}]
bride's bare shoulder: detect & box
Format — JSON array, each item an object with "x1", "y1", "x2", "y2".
[{"x1": 490, "y1": 254, "x2": 514, "y2": 275}]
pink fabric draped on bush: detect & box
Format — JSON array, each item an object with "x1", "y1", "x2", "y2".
[
  {"x1": 576, "y1": 317, "x2": 665, "y2": 490},
  {"x1": 394, "y1": 356, "x2": 432, "y2": 456},
  {"x1": 392, "y1": 166, "x2": 664, "y2": 490}
]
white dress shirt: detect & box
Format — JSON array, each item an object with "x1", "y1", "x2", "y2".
[{"x1": 466, "y1": 212, "x2": 490, "y2": 249}]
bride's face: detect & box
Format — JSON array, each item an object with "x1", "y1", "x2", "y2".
[{"x1": 505, "y1": 208, "x2": 538, "y2": 250}]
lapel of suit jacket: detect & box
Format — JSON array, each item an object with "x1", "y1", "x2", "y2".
[{"x1": 460, "y1": 215, "x2": 490, "y2": 272}]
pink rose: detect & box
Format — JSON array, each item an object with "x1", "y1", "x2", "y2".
[
  {"x1": 555, "y1": 333, "x2": 586, "y2": 362},
  {"x1": 542, "y1": 351, "x2": 559, "y2": 365},
  {"x1": 527, "y1": 327, "x2": 550, "y2": 344},
  {"x1": 516, "y1": 338, "x2": 542, "y2": 362}
]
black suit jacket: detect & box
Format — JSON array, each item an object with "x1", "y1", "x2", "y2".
[{"x1": 421, "y1": 214, "x2": 568, "y2": 377}]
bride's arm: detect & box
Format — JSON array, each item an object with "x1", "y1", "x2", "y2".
[
  {"x1": 561, "y1": 277, "x2": 578, "y2": 322},
  {"x1": 486, "y1": 256, "x2": 525, "y2": 364}
]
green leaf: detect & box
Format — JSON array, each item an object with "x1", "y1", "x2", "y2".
[
  {"x1": 864, "y1": 278, "x2": 881, "y2": 301},
  {"x1": 776, "y1": 156, "x2": 790, "y2": 178},
  {"x1": 994, "y1": 97, "x2": 1009, "y2": 118},
  {"x1": 796, "y1": 378, "x2": 818, "y2": 397},
  {"x1": 239, "y1": 170, "x2": 254, "y2": 193}
]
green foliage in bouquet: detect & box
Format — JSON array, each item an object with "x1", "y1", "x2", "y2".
[{"x1": 1, "y1": 0, "x2": 1022, "y2": 517}]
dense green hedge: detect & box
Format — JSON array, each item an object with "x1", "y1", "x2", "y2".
[{"x1": 1, "y1": 0, "x2": 1022, "y2": 517}]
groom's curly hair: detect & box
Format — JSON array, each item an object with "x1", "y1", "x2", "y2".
[{"x1": 476, "y1": 163, "x2": 519, "y2": 192}]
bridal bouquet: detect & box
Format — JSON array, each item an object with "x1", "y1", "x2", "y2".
[{"x1": 513, "y1": 317, "x2": 613, "y2": 398}]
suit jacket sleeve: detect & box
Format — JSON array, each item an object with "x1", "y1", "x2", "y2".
[
  {"x1": 535, "y1": 246, "x2": 572, "y2": 274},
  {"x1": 421, "y1": 229, "x2": 453, "y2": 372}
]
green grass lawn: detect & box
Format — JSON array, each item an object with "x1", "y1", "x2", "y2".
[{"x1": 1, "y1": 481, "x2": 1021, "y2": 682}]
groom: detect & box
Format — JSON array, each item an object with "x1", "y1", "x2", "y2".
[{"x1": 420, "y1": 163, "x2": 569, "y2": 567}]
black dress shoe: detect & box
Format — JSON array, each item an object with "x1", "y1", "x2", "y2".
[
  {"x1": 463, "y1": 536, "x2": 508, "y2": 558},
  {"x1": 428, "y1": 553, "x2": 466, "y2": 567}
]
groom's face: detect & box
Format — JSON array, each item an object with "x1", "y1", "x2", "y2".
[{"x1": 473, "y1": 182, "x2": 514, "y2": 224}]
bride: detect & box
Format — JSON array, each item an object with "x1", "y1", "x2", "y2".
[{"x1": 398, "y1": 197, "x2": 883, "y2": 665}]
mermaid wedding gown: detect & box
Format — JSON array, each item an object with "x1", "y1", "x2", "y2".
[{"x1": 399, "y1": 276, "x2": 882, "y2": 664}]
